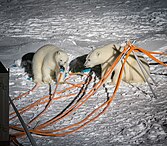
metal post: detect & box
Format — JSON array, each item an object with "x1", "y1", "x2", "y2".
[
  {"x1": 132, "y1": 51, "x2": 157, "y2": 98},
  {"x1": 9, "y1": 97, "x2": 38, "y2": 146},
  {"x1": 0, "y1": 61, "x2": 9, "y2": 146}
]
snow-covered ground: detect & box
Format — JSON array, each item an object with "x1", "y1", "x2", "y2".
[{"x1": 0, "y1": 0, "x2": 167, "y2": 145}]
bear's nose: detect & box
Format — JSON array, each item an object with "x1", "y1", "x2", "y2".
[{"x1": 84, "y1": 62, "x2": 87, "y2": 67}]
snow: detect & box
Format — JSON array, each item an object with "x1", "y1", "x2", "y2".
[{"x1": 0, "y1": 0, "x2": 167, "y2": 145}]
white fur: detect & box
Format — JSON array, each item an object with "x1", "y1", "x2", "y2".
[
  {"x1": 32, "y1": 44, "x2": 68, "y2": 84},
  {"x1": 84, "y1": 44, "x2": 150, "y2": 84}
]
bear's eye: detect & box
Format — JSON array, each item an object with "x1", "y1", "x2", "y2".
[
  {"x1": 88, "y1": 59, "x2": 90, "y2": 62},
  {"x1": 60, "y1": 59, "x2": 62, "y2": 62}
]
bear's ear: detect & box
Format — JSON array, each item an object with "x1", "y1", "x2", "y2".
[
  {"x1": 96, "y1": 52, "x2": 100, "y2": 57},
  {"x1": 57, "y1": 51, "x2": 61, "y2": 55}
]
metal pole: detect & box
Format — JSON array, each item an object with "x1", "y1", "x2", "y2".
[
  {"x1": 132, "y1": 51, "x2": 157, "y2": 98},
  {"x1": 131, "y1": 41, "x2": 157, "y2": 85},
  {"x1": 9, "y1": 96, "x2": 38, "y2": 146}
]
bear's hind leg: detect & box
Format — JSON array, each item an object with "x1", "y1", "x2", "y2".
[{"x1": 129, "y1": 59, "x2": 150, "y2": 84}]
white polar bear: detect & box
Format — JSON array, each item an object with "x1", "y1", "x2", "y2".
[
  {"x1": 84, "y1": 43, "x2": 150, "y2": 84},
  {"x1": 32, "y1": 44, "x2": 69, "y2": 84}
]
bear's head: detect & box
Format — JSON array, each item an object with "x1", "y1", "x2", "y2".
[
  {"x1": 55, "y1": 51, "x2": 69, "y2": 69},
  {"x1": 84, "y1": 44, "x2": 119, "y2": 68},
  {"x1": 84, "y1": 49, "x2": 103, "y2": 68}
]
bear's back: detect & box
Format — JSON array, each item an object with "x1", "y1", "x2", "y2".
[
  {"x1": 36, "y1": 44, "x2": 59, "y2": 55},
  {"x1": 98, "y1": 43, "x2": 115, "y2": 50},
  {"x1": 33, "y1": 44, "x2": 60, "y2": 60},
  {"x1": 32, "y1": 44, "x2": 60, "y2": 65},
  {"x1": 96, "y1": 43, "x2": 118, "y2": 61},
  {"x1": 96, "y1": 44, "x2": 117, "y2": 55}
]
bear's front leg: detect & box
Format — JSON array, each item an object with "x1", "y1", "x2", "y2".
[
  {"x1": 32, "y1": 59, "x2": 43, "y2": 84},
  {"x1": 111, "y1": 62, "x2": 124, "y2": 84},
  {"x1": 55, "y1": 70, "x2": 65, "y2": 83},
  {"x1": 42, "y1": 71, "x2": 52, "y2": 84},
  {"x1": 101, "y1": 63, "x2": 112, "y2": 83},
  {"x1": 101, "y1": 62, "x2": 123, "y2": 85},
  {"x1": 42, "y1": 63, "x2": 52, "y2": 84},
  {"x1": 33, "y1": 75, "x2": 43, "y2": 84}
]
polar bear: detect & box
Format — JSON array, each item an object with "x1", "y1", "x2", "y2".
[
  {"x1": 32, "y1": 44, "x2": 69, "y2": 84},
  {"x1": 84, "y1": 43, "x2": 150, "y2": 84}
]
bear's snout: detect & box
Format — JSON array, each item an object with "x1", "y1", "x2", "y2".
[
  {"x1": 84, "y1": 62, "x2": 89, "y2": 68},
  {"x1": 84, "y1": 63, "x2": 92, "y2": 68}
]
